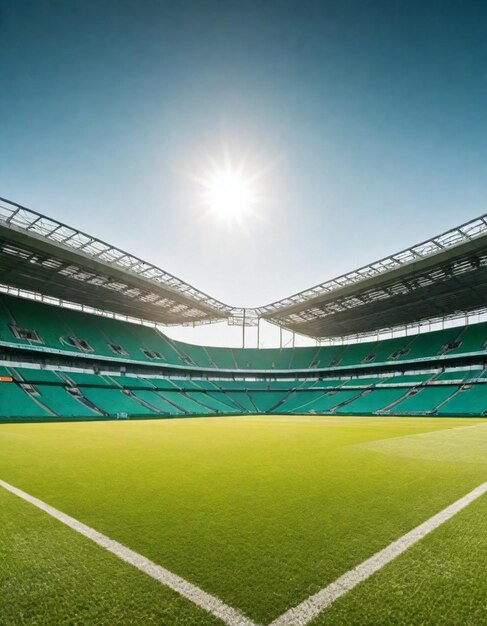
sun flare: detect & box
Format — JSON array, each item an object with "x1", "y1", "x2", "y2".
[
  {"x1": 204, "y1": 169, "x2": 255, "y2": 220},
  {"x1": 191, "y1": 155, "x2": 262, "y2": 225}
]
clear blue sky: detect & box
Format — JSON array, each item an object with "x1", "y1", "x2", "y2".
[{"x1": 1, "y1": 1, "x2": 486, "y2": 346}]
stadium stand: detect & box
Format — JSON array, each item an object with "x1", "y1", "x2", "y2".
[
  {"x1": 0, "y1": 380, "x2": 52, "y2": 419},
  {"x1": 392, "y1": 386, "x2": 460, "y2": 415},
  {"x1": 80, "y1": 387, "x2": 155, "y2": 416},
  {"x1": 1, "y1": 293, "x2": 487, "y2": 374},
  {"x1": 36, "y1": 385, "x2": 100, "y2": 418},
  {"x1": 437, "y1": 384, "x2": 487, "y2": 416},
  {"x1": 337, "y1": 388, "x2": 409, "y2": 415},
  {"x1": 65, "y1": 372, "x2": 112, "y2": 386},
  {"x1": 131, "y1": 390, "x2": 184, "y2": 415},
  {"x1": 1, "y1": 362, "x2": 487, "y2": 420},
  {"x1": 1, "y1": 308, "x2": 487, "y2": 420},
  {"x1": 0, "y1": 200, "x2": 486, "y2": 422},
  {"x1": 13, "y1": 367, "x2": 64, "y2": 384}
]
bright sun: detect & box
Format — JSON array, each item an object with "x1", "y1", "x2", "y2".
[
  {"x1": 205, "y1": 169, "x2": 255, "y2": 221},
  {"x1": 191, "y1": 156, "x2": 261, "y2": 225}
]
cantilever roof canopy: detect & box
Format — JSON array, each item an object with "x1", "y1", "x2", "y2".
[
  {"x1": 1, "y1": 195, "x2": 486, "y2": 338},
  {"x1": 256, "y1": 213, "x2": 487, "y2": 338},
  {"x1": 0, "y1": 197, "x2": 232, "y2": 325}
]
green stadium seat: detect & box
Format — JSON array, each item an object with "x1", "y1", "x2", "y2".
[
  {"x1": 339, "y1": 341, "x2": 379, "y2": 366},
  {"x1": 108, "y1": 374, "x2": 152, "y2": 389},
  {"x1": 392, "y1": 386, "x2": 459, "y2": 414},
  {"x1": 399, "y1": 327, "x2": 462, "y2": 361},
  {"x1": 340, "y1": 388, "x2": 409, "y2": 415},
  {"x1": 132, "y1": 390, "x2": 185, "y2": 414},
  {"x1": 219, "y1": 391, "x2": 256, "y2": 412},
  {"x1": 278, "y1": 390, "x2": 327, "y2": 413},
  {"x1": 0, "y1": 381, "x2": 52, "y2": 419},
  {"x1": 158, "y1": 392, "x2": 213, "y2": 414},
  {"x1": 36, "y1": 385, "x2": 100, "y2": 417},
  {"x1": 185, "y1": 391, "x2": 239, "y2": 413},
  {"x1": 435, "y1": 370, "x2": 474, "y2": 382},
  {"x1": 172, "y1": 340, "x2": 214, "y2": 368},
  {"x1": 1, "y1": 294, "x2": 486, "y2": 376},
  {"x1": 81, "y1": 388, "x2": 155, "y2": 416},
  {"x1": 65, "y1": 372, "x2": 112, "y2": 386},
  {"x1": 248, "y1": 391, "x2": 290, "y2": 412},
  {"x1": 289, "y1": 346, "x2": 320, "y2": 370},
  {"x1": 445, "y1": 323, "x2": 487, "y2": 356},
  {"x1": 436, "y1": 384, "x2": 487, "y2": 416},
  {"x1": 13, "y1": 368, "x2": 64, "y2": 384},
  {"x1": 307, "y1": 389, "x2": 362, "y2": 413}
]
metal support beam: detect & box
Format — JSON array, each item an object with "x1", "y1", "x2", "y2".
[{"x1": 242, "y1": 308, "x2": 246, "y2": 349}]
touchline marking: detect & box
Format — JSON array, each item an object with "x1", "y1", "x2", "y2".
[
  {"x1": 0, "y1": 479, "x2": 258, "y2": 626},
  {"x1": 270, "y1": 481, "x2": 487, "y2": 626},
  {"x1": 1, "y1": 479, "x2": 486, "y2": 626}
]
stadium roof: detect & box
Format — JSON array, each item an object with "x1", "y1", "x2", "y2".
[
  {"x1": 256, "y1": 213, "x2": 487, "y2": 337},
  {"x1": 1, "y1": 195, "x2": 486, "y2": 338},
  {"x1": 0, "y1": 197, "x2": 232, "y2": 326}
]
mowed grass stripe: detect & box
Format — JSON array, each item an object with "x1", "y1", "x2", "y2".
[
  {"x1": 271, "y1": 481, "x2": 487, "y2": 626},
  {"x1": 0, "y1": 479, "x2": 258, "y2": 626}
]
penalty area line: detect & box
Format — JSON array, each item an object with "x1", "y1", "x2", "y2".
[
  {"x1": 270, "y1": 480, "x2": 487, "y2": 626},
  {"x1": 0, "y1": 479, "x2": 258, "y2": 626}
]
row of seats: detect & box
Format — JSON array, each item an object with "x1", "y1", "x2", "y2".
[
  {"x1": 12, "y1": 366, "x2": 487, "y2": 389},
  {"x1": 1, "y1": 365, "x2": 486, "y2": 420},
  {"x1": 1, "y1": 294, "x2": 486, "y2": 372}
]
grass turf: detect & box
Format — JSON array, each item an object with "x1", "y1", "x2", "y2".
[
  {"x1": 312, "y1": 493, "x2": 487, "y2": 626},
  {"x1": 0, "y1": 415, "x2": 486, "y2": 624},
  {"x1": 0, "y1": 488, "x2": 219, "y2": 625}
]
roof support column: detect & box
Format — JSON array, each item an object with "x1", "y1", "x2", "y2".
[{"x1": 242, "y1": 308, "x2": 246, "y2": 349}]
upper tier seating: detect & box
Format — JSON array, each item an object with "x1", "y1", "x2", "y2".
[
  {"x1": 1, "y1": 293, "x2": 486, "y2": 374},
  {"x1": 400, "y1": 327, "x2": 462, "y2": 361}
]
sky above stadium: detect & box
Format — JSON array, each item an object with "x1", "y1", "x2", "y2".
[{"x1": 1, "y1": 1, "x2": 486, "y2": 346}]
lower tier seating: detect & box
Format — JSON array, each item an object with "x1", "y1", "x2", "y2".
[
  {"x1": 392, "y1": 386, "x2": 460, "y2": 414},
  {"x1": 436, "y1": 385, "x2": 487, "y2": 416},
  {"x1": 1, "y1": 366, "x2": 486, "y2": 420}
]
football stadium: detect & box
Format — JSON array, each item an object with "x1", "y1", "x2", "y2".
[
  {"x1": 0, "y1": 193, "x2": 486, "y2": 625},
  {"x1": 2, "y1": 2, "x2": 487, "y2": 625}
]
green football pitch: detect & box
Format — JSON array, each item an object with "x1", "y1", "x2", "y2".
[{"x1": 1, "y1": 415, "x2": 486, "y2": 625}]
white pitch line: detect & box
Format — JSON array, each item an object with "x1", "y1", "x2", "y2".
[
  {"x1": 270, "y1": 481, "x2": 487, "y2": 626},
  {"x1": 0, "y1": 479, "x2": 258, "y2": 626},
  {"x1": 2, "y1": 479, "x2": 486, "y2": 626}
]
